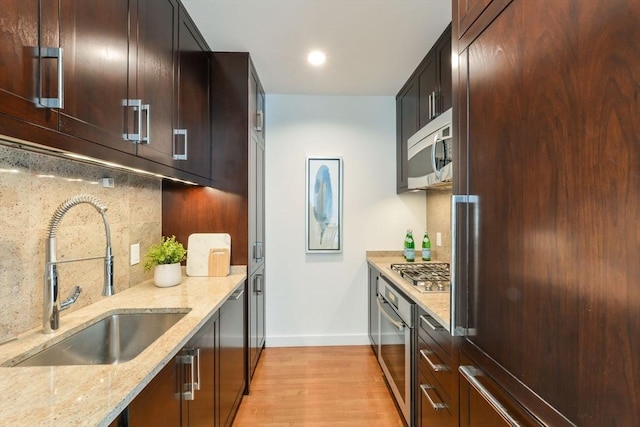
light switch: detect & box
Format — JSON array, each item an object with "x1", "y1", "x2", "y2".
[
  {"x1": 436, "y1": 232, "x2": 442, "y2": 247},
  {"x1": 130, "y1": 243, "x2": 140, "y2": 265}
]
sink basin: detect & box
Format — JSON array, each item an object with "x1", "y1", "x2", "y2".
[{"x1": 11, "y1": 311, "x2": 187, "y2": 367}]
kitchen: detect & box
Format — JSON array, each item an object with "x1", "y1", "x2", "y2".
[{"x1": 0, "y1": 1, "x2": 638, "y2": 426}]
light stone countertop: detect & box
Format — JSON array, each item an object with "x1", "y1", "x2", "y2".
[
  {"x1": 0, "y1": 266, "x2": 247, "y2": 427},
  {"x1": 366, "y1": 251, "x2": 451, "y2": 330}
]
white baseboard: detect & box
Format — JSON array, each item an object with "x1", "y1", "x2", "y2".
[{"x1": 265, "y1": 334, "x2": 371, "y2": 348}]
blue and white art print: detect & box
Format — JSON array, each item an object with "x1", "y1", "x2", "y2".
[{"x1": 306, "y1": 157, "x2": 343, "y2": 253}]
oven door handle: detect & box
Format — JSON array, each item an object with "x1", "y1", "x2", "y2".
[{"x1": 377, "y1": 296, "x2": 405, "y2": 331}]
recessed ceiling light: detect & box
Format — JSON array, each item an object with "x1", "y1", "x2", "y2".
[{"x1": 307, "y1": 50, "x2": 326, "y2": 66}]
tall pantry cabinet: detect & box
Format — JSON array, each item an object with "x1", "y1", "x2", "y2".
[
  {"x1": 162, "y1": 51, "x2": 267, "y2": 392},
  {"x1": 452, "y1": 0, "x2": 640, "y2": 425}
]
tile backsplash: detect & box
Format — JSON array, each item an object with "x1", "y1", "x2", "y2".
[
  {"x1": 426, "y1": 190, "x2": 452, "y2": 264},
  {"x1": 0, "y1": 144, "x2": 161, "y2": 340}
]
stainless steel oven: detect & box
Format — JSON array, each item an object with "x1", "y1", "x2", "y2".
[{"x1": 377, "y1": 275, "x2": 415, "y2": 425}]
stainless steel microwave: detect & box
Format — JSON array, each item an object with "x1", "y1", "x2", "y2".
[{"x1": 407, "y1": 108, "x2": 453, "y2": 190}]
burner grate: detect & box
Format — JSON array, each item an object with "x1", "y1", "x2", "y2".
[{"x1": 390, "y1": 262, "x2": 450, "y2": 293}]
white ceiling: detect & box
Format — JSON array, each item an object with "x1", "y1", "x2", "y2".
[{"x1": 181, "y1": 0, "x2": 452, "y2": 96}]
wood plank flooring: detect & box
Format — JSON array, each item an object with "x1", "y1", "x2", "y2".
[{"x1": 233, "y1": 346, "x2": 405, "y2": 427}]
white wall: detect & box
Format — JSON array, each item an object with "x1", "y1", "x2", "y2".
[{"x1": 265, "y1": 95, "x2": 425, "y2": 347}]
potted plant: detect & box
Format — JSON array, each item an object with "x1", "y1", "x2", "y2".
[{"x1": 144, "y1": 235, "x2": 187, "y2": 287}]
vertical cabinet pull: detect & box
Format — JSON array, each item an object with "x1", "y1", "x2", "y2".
[
  {"x1": 420, "y1": 384, "x2": 448, "y2": 410},
  {"x1": 141, "y1": 104, "x2": 150, "y2": 144},
  {"x1": 254, "y1": 242, "x2": 264, "y2": 261},
  {"x1": 428, "y1": 94, "x2": 432, "y2": 120},
  {"x1": 123, "y1": 100, "x2": 150, "y2": 144},
  {"x1": 432, "y1": 91, "x2": 438, "y2": 117},
  {"x1": 255, "y1": 110, "x2": 264, "y2": 132},
  {"x1": 173, "y1": 129, "x2": 188, "y2": 160},
  {"x1": 38, "y1": 47, "x2": 64, "y2": 108},
  {"x1": 254, "y1": 274, "x2": 263, "y2": 294},
  {"x1": 177, "y1": 348, "x2": 200, "y2": 400}
]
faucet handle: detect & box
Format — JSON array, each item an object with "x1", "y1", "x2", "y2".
[{"x1": 60, "y1": 286, "x2": 82, "y2": 311}]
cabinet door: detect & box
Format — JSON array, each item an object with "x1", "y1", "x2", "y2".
[
  {"x1": 396, "y1": 79, "x2": 418, "y2": 193},
  {"x1": 418, "y1": 53, "x2": 437, "y2": 128},
  {"x1": 249, "y1": 68, "x2": 265, "y2": 140},
  {"x1": 134, "y1": 0, "x2": 179, "y2": 167},
  {"x1": 219, "y1": 285, "x2": 246, "y2": 427},
  {"x1": 184, "y1": 314, "x2": 217, "y2": 426},
  {"x1": 249, "y1": 267, "x2": 265, "y2": 380},
  {"x1": 0, "y1": 1, "x2": 58, "y2": 130},
  {"x1": 175, "y1": 10, "x2": 210, "y2": 178},
  {"x1": 56, "y1": 0, "x2": 135, "y2": 155},
  {"x1": 367, "y1": 266, "x2": 379, "y2": 354},
  {"x1": 457, "y1": 0, "x2": 493, "y2": 37},
  {"x1": 128, "y1": 356, "x2": 181, "y2": 427},
  {"x1": 437, "y1": 32, "x2": 452, "y2": 114},
  {"x1": 455, "y1": 0, "x2": 640, "y2": 424},
  {"x1": 249, "y1": 134, "x2": 265, "y2": 274}
]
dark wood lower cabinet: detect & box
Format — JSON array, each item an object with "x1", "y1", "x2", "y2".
[
  {"x1": 127, "y1": 313, "x2": 218, "y2": 427},
  {"x1": 218, "y1": 284, "x2": 246, "y2": 427}
]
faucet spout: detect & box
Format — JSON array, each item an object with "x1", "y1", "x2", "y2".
[{"x1": 43, "y1": 194, "x2": 115, "y2": 334}]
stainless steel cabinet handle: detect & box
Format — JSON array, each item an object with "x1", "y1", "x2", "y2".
[
  {"x1": 38, "y1": 47, "x2": 64, "y2": 108},
  {"x1": 123, "y1": 99, "x2": 141, "y2": 142},
  {"x1": 451, "y1": 194, "x2": 480, "y2": 336},
  {"x1": 432, "y1": 91, "x2": 438, "y2": 117},
  {"x1": 177, "y1": 351, "x2": 196, "y2": 400},
  {"x1": 420, "y1": 349, "x2": 448, "y2": 372},
  {"x1": 140, "y1": 104, "x2": 150, "y2": 144},
  {"x1": 255, "y1": 110, "x2": 264, "y2": 132},
  {"x1": 255, "y1": 274, "x2": 263, "y2": 294},
  {"x1": 254, "y1": 241, "x2": 264, "y2": 261},
  {"x1": 173, "y1": 129, "x2": 188, "y2": 160},
  {"x1": 230, "y1": 288, "x2": 245, "y2": 300},
  {"x1": 459, "y1": 365, "x2": 521, "y2": 426},
  {"x1": 420, "y1": 314, "x2": 444, "y2": 331},
  {"x1": 420, "y1": 384, "x2": 447, "y2": 410},
  {"x1": 428, "y1": 94, "x2": 432, "y2": 119},
  {"x1": 377, "y1": 296, "x2": 404, "y2": 331}
]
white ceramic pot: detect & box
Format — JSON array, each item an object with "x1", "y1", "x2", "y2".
[{"x1": 153, "y1": 263, "x2": 182, "y2": 288}]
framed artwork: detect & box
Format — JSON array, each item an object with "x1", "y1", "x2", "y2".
[{"x1": 306, "y1": 157, "x2": 343, "y2": 253}]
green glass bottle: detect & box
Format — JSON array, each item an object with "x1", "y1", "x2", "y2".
[
  {"x1": 404, "y1": 229, "x2": 415, "y2": 262},
  {"x1": 422, "y1": 231, "x2": 431, "y2": 261}
]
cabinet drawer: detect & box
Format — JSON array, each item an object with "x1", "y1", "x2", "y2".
[
  {"x1": 418, "y1": 311, "x2": 451, "y2": 357},
  {"x1": 417, "y1": 336, "x2": 455, "y2": 400},
  {"x1": 418, "y1": 369, "x2": 454, "y2": 427}
]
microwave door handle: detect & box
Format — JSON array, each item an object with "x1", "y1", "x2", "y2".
[{"x1": 431, "y1": 133, "x2": 439, "y2": 175}]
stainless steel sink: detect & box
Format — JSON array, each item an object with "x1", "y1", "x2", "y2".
[{"x1": 11, "y1": 311, "x2": 187, "y2": 366}]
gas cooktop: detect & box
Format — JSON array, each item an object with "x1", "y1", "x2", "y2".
[{"x1": 390, "y1": 262, "x2": 450, "y2": 293}]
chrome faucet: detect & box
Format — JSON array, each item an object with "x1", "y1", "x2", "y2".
[{"x1": 43, "y1": 194, "x2": 115, "y2": 334}]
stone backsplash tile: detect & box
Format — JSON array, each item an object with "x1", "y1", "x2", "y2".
[
  {"x1": 0, "y1": 144, "x2": 162, "y2": 340},
  {"x1": 426, "y1": 190, "x2": 452, "y2": 264}
]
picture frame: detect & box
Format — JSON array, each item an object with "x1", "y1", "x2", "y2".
[{"x1": 306, "y1": 157, "x2": 343, "y2": 253}]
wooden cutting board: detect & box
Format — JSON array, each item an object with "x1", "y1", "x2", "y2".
[{"x1": 186, "y1": 233, "x2": 231, "y2": 277}]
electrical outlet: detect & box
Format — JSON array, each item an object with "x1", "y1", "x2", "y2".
[
  {"x1": 436, "y1": 232, "x2": 442, "y2": 247},
  {"x1": 130, "y1": 243, "x2": 140, "y2": 265}
]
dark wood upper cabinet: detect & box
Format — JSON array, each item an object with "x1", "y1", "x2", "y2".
[
  {"x1": 396, "y1": 79, "x2": 418, "y2": 193},
  {"x1": 453, "y1": 0, "x2": 640, "y2": 425},
  {"x1": 396, "y1": 24, "x2": 452, "y2": 194},
  {"x1": 0, "y1": 0, "x2": 212, "y2": 185},
  {"x1": 175, "y1": 9, "x2": 211, "y2": 178},
  {"x1": 0, "y1": 1, "x2": 59, "y2": 130},
  {"x1": 56, "y1": 0, "x2": 136, "y2": 155},
  {"x1": 133, "y1": 0, "x2": 180, "y2": 168}
]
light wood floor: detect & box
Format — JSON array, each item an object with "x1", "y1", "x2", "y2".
[{"x1": 232, "y1": 346, "x2": 405, "y2": 427}]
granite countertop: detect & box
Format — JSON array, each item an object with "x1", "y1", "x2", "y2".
[
  {"x1": 366, "y1": 251, "x2": 451, "y2": 331},
  {"x1": 0, "y1": 266, "x2": 247, "y2": 427}
]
